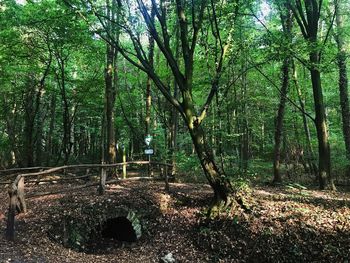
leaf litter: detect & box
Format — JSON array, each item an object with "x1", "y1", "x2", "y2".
[{"x1": 0, "y1": 181, "x2": 349, "y2": 262}]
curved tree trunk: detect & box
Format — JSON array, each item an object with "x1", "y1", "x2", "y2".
[
  {"x1": 182, "y1": 92, "x2": 233, "y2": 212},
  {"x1": 189, "y1": 123, "x2": 232, "y2": 205},
  {"x1": 90, "y1": 0, "x2": 242, "y2": 212}
]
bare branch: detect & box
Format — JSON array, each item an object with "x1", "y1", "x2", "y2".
[{"x1": 250, "y1": 60, "x2": 316, "y2": 123}]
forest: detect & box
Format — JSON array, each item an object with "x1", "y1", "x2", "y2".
[{"x1": 0, "y1": 0, "x2": 350, "y2": 262}]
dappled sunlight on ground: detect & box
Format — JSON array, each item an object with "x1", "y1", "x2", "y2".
[{"x1": 0, "y1": 181, "x2": 349, "y2": 262}]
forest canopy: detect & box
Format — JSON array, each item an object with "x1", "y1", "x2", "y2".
[{"x1": 1, "y1": 0, "x2": 350, "y2": 204}]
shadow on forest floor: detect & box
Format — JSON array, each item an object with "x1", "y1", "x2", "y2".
[{"x1": 1, "y1": 181, "x2": 350, "y2": 262}]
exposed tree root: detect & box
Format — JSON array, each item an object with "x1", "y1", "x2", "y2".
[{"x1": 207, "y1": 191, "x2": 253, "y2": 218}]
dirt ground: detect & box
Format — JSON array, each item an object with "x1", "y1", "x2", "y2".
[{"x1": 1, "y1": 180, "x2": 350, "y2": 262}]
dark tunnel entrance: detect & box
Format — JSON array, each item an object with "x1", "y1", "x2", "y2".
[
  {"x1": 48, "y1": 206, "x2": 142, "y2": 254},
  {"x1": 101, "y1": 217, "x2": 138, "y2": 242}
]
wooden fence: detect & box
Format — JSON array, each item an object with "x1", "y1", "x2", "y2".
[{"x1": 3, "y1": 161, "x2": 173, "y2": 241}]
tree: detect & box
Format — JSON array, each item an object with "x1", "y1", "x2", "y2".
[
  {"x1": 333, "y1": 0, "x2": 350, "y2": 165},
  {"x1": 289, "y1": 0, "x2": 335, "y2": 190},
  {"x1": 104, "y1": 0, "x2": 121, "y2": 167},
  {"x1": 273, "y1": 1, "x2": 293, "y2": 183},
  {"x1": 80, "y1": 0, "x2": 243, "y2": 211}
]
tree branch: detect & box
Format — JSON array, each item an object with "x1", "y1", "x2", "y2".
[{"x1": 250, "y1": 60, "x2": 316, "y2": 123}]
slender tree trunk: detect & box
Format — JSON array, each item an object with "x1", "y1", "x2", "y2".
[
  {"x1": 46, "y1": 95, "x2": 56, "y2": 166},
  {"x1": 144, "y1": 10, "x2": 155, "y2": 176},
  {"x1": 334, "y1": 2, "x2": 350, "y2": 160},
  {"x1": 293, "y1": 63, "x2": 318, "y2": 177},
  {"x1": 101, "y1": 110, "x2": 106, "y2": 164},
  {"x1": 61, "y1": 70, "x2": 71, "y2": 165},
  {"x1": 23, "y1": 97, "x2": 35, "y2": 167},
  {"x1": 290, "y1": 0, "x2": 334, "y2": 190},
  {"x1": 337, "y1": 49, "x2": 350, "y2": 157},
  {"x1": 23, "y1": 81, "x2": 44, "y2": 167},
  {"x1": 105, "y1": 0, "x2": 119, "y2": 166},
  {"x1": 5, "y1": 102, "x2": 20, "y2": 166},
  {"x1": 310, "y1": 52, "x2": 334, "y2": 190},
  {"x1": 105, "y1": 44, "x2": 117, "y2": 164},
  {"x1": 145, "y1": 9, "x2": 155, "y2": 137},
  {"x1": 169, "y1": 28, "x2": 180, "y2": 177},
  {"x1": 145, "y1": 79, "x2": 152, "y2": 136},
  {"x1": 273, "y1": 57, "x2": 290, "y2": 183},
  {"x1": 215, "y1": 93, "x2": 226, "y2": 172},
  {"x1": 35, "y1": 110, "x2": 44, "y2": 166},
  {"x1": 272, "y1": 4, "x2": 293, "y2": 183},
  {"x1": 240, "y1": 64, "x2": 249, "y2": 173},
  {"x1": 54, "y1": 55, "x2": 72, "y2": 165},
  {"x1": 169, "y1": 87, "x2": 178, "y2": 176}
]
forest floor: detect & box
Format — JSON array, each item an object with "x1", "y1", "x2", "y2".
[{"x1": 0, "y1": 179, "x2": 350, "y2": 263}]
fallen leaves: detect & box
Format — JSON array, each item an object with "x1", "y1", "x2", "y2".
[{"x1": 0, "y1": 182, "x2": 349, "y2": 262}]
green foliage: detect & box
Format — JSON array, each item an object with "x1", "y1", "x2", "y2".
[
  {"x1": 0, "y1": 0, "x2": 349, "y2": 190},
  {"x1": 175, "y1": 151, "x2": 204, "y2": 182},
  {"x1": 230, "y1": 177, "x2": 252, "y2": 193}
]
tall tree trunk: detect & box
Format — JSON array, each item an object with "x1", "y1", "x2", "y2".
[
  {"x1": 145, "y1": 79, "x2": 152, "y2": 136},
  {"x1": 23, "y1": 78, "x2": 44, "y2": 167},
  {"x1": 290, "y1": 0, "x2": 335, "y2": 190},
  {"x1": 145, "y1": 9, "x2": 155, "y2": 137},
  {"x1": 273, "y1": 57, "x2": 291, "y2": 183},
  {"x1": 310, "y1": 52, "x2": 334, "y2": 189},
  {"x1": 273, "y1": 4, "x2": 293, "y2": 183},
  {"x1": 145, "y1": 23, "x2": 154, "y2": 136},
  {"x1": 60, "y1": 65, "x2": 71, "y2": 165},
  {"x1": 145, "y1": 10, "x2": 155, "y2": 176},
  {"x1": 293, "y1": 63, "x2": 318, "y2": 177},
  {"x1": 23, "y1": 90, "x2": 35, "y2": 167},
  {"x1": 101, "y1": 110, "x2": 106, "y2": 164},
  {"x1": 54, "y1": 54, "x2": 72, "y2": 165},
  {"x1": 215, "y1": 94, "x2": 225, "y2": 172},
  {"x1": 334, "y1": 1, "x2": 350, "y2": 160},
  {"x1": 105, "y1": 0, "x2": 119, "y2": 165},
  {"x1": 168, "y1": 27, "x2": 180, "y2": 176},
  {"x1": 240, "y1": 63, "x2": 249, "y2": 173},
  {"x1": 105, "y1": 44, "x2": 117, "y2": 164},
  {"x1": 4, "y1": 96, "x2": 20, "y2": 166},
  {"x1": 35, "y1": 109, "x2": 44, "y2": 166},
  {"x1": 169, "y1": 83, "x2": 179, "y2": 176},
  {"x1": 46, "y1": 95, "x2": 56, "y2": 166}
]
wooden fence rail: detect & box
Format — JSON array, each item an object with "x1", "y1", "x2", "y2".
[
  {"x1": 0, "y1": 167, "x2": 52, "y2": 175},
  {"x1": 4, "y1": 161, "x2": 172, "y2": 241}
]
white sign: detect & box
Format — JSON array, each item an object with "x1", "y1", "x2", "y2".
[
  {"x1": 145, "y1": 135, "x2": 152, "y2": 146},
  {"x1": 145, "y1": 149, "x2": 154, "y2": 155}
]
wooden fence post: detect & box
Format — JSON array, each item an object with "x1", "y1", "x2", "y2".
[
  {"x1": 17, "y1": 177, "x2": 26, "y2": 213},
  {"x1": 98, "y1": 165, "x2": 106, "y2": 195},
  {"x1": 122, "y1": 150, "x2": 127, "y2": 179},
  {"x1": 6, "y1": 184, "x2": 17, "y2": 241},
  {"x1": 164, "y1": 165, "x2": 169, "y2": 192}
]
